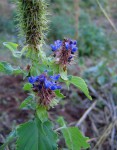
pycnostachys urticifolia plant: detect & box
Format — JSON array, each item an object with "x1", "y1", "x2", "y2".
[{"x1": 0, "y1": 0, "x2": 92, "y2": 150}]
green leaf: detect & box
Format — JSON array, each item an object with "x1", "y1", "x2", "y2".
[
  {"x1": 16, "y1": 118, "x2": 58, "y2": 150},
  {"x1": 69, "y1": 76, "x2": 92, "y2": 100},
  {"x1": 50, "y1": 63, "x2": 59, "y2": 74},
  {"x1": 0, "y1": 62, "x2": 23, "y2": 75},
  {"x1": 49, "y1": 98, "x2": 59, "y2": 108},
  {"x1": 30, "y1": 61, "x2": 41, "y2": 76},
  {"x1": 57, "y1": 117, "x2": 67, "y2": 127},
  {"x1": 36, "y1": 106, "x2": 48, "y2": 123},
  {"x1": 55, "y1": 90, "x2": 65, "y2": 98},
  {"x1": 57, "y1": 117, "x2": 90, "y2": 150},
  {"x1": 3, "y1": 42, "x2": 18, "y2": 51},
  {"x1": 20, "y1": 95, "x2": 33, "y2": 109},
  {"x1": 3, "y1": 42, "x2": 22, "y2": 58},
  {"x1": 3, "y1": 42, "x2": 29, "y2": 58},
  {"x1": 62, "y1": 127, "x2": 90, "y2": 150},
  {"x1": 23, "y1": 83, "x2": 32, "y2": 91},
  {"x1": 59, "y1": 66, "x2": 68, "y2": 80}
]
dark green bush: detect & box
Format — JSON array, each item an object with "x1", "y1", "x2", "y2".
[
  {"x1": 47, "y1": 15, "x2": 75, "y2": 42},
  {"x1": 78, "y1": 22, "x2": 111, "y2": 56}
]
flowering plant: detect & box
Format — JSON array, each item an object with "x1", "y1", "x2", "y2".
[
  {"x1": 51, "y1": 39, "x2": 78, "y2": 68},
  {"x1": 0, "y1": 0, "x2": 92, "y2": 150}
]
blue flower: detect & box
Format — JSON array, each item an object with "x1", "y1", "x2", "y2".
[
  {"x1": 50, "y1": 40, "x2": 62, "y2": 51},
  {"x1": 38, "y1": 75, "x2": 45, "y2": 82},
  {"x1": 50, "y1": 74, "x2": 60, "y2": 81},
  {"x1": 51, "y1": 39, "x2": 78, "y2": 66},
  {"x1": 70, "y1": 40, "x2": 73, "y2": 45},
  {"x1": 50, "y1": 84, "x2": 61, "y2": 90},
  {"x1": 54, "y1": 40, "x2": 62, "y2": 46},
  {"x1": 69, "y1": 40, "x2": 77, "y2": 45},
  {"x1": 44, "y1": 79, "x2": 52, "y2": 89},
  {"x1": 71, "y1": 45, "x2": 78, "y2": 53},
  {"x1": 73, "y1": 40, "x2": 77, "y2": 45},
  {"x1": 28, "y1": 76, "x2": 38, "y2": 84},
  {"x1": 28, "y1": 73, "x2": 62, "y2": 106},
  {"x1": 28, "y1": 73, "x2": 61, "y2": 91},
  {"x1": 50, "y1": 44, "x2": 58, "y2": 51},
  {"x1": 65, "y1": 42, "x2": 69, "y2": 50},
  {"x1": 50, "y1": 85, "x2": 57, "y2": 90}
]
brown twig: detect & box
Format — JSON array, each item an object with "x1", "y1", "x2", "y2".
[{"x1": 75, "y1": 101, "x2": 97, "y2": 127}]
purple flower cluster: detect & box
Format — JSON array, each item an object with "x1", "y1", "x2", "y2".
[
  {"x1": 28, "y1": 74, "x2": 61, "y2": 91},
  {"x1": 50, "y1": 39, "x2": 78, "y2": 67},
  {"x1": 65, "y1": 40, "x2": 78, "y2": 53},
  {"x1": 51, "y1": 39, "x2": 78, "y2": 53},
  {"x1": 28, "y1": 73, "x2": 61, "y2": 106}
]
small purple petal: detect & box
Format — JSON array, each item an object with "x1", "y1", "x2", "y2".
[
  {"x1": 44, "y1": 79, "x2": 52, "y2": 89},
  {"x1": 73, "y1": 40, "x2": 77, "y2": 45},
  {"x1": 55, "y1": 40, "x2": 62, "y2": 45},
  {"x1": 70, "y1": 40, "x2": 73, "y2": 45},
  {"x1": 38, "y1": 75, "x2": 45, "y2": 82},
  {"x1": 65, "y1": 42, "x2": 69, "y2": 50},
  {"x1": 55, "y1": 40, "x2": 62, "y2": 48},
  {"x1": 50, "y1": 74, "x2": 60, "y2": 81},
  {"x1": 28, "y1": 76, "x2": 37, "y2": 84},
  {"x1": 50, "y1": 85, "x2": 57, "y2": 90},
  {"x1": 72, "y1": 47, "x2": 78, "y2": 53},
  {"x1": 50, "y1": 44, "x2": 57, "y2": 51},
  {"x1": 35, "y1": 76, "x2": 39, "y2": 81}
]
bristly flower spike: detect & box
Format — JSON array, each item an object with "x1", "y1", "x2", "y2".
[{"x1": 16, "y1": 0, "x2": 48, "y2": 49}]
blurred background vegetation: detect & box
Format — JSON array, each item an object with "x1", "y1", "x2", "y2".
[{"x1": 0, "y1": 0, "x2": 117, "y2": 149}]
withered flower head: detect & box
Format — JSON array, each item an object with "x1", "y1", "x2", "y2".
[
  {"x1": 50, "y1": 39, "x2": 78, "y2": 67},
  {"x1": 28, "y1": 73, "x2": 61, "y2": 106}
]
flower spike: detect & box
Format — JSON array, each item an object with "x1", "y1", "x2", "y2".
[
  {"x1": 50, "y1": 39, "x2": 78, "y2": 68},
  {"x1": 28, "y1": 72, "x2": 61, "y2": 106}
]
